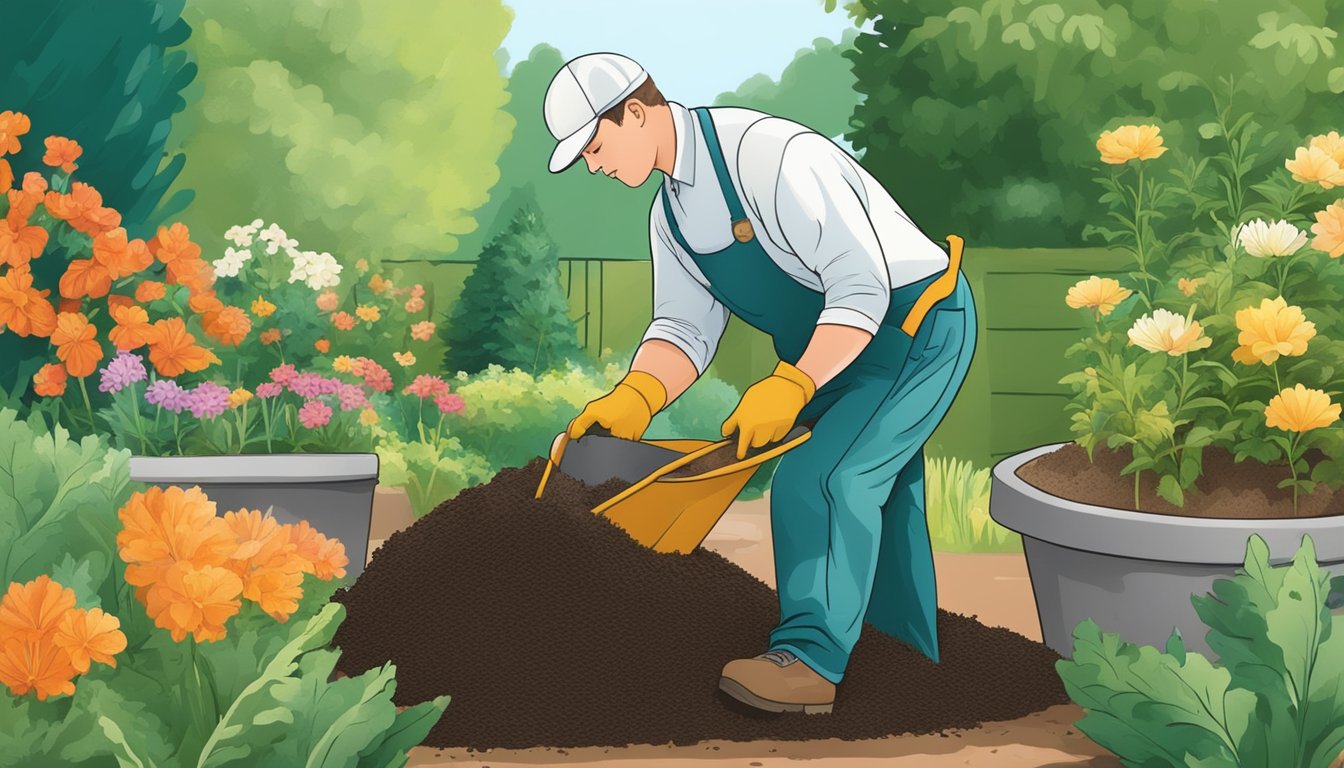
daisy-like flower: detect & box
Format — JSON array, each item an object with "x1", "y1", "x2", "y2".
[
  {"x1": 1232, "y1": 296, "x2": 1315, "y2": 366},
  {"x1": 1237, "y1": 218, "x2": 1307, "y2": 257},
  {"x1": 1097, "y1": 124, "x2": 1168, "y2": 164},
  {"x1": 1065, "y1": 275, "x2": 1133, "y2": 316},
  {"x1": 1265, "y1": 383, "x2": 1341, "y2": 433},
  {"x1": 1285, "y1": 145, "x2": 1344, "y2": 189},
  {"x1": 332, "y1": 355, "x2": 355, "y2": 373},
  {"x1": 1126, "y1": 306, "x2": 1213, "y2": 356},
  {"x1": 1311, "y1": 201, "x2": 1344, "y2": 258}
]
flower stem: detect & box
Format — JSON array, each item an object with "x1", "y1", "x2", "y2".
[
  {"x1": 1134, "y1": 468, "x2": 1142, "y2": 512},
  {"x1": 1273, "y1": 361, "x2": 1282, "y2": 393},
  {"x1": 77, "y1": 376, "x2": 96, "y2": 432}
]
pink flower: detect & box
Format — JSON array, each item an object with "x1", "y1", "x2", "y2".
[
  {"x1": 404, "y1": 297, "x2": 425, "y2": 313},
  {"x1": 298, "y1": 399, "x2": 333, "y2": 429},
  {"x1": 434, "y1": 392, "x2": 465, "y2": 414},
  {"x1": 410, "y1": 321, "x2": 435, "y2": 341},
  {"x1": 269, "y1": 364, "x2": 298, "y2": 386},
  {"x1": 337, "y1": 383, "x2": 368, "y2": 412},
  {"x1": 411, "y1": 283, "x2": 425, "y2": 298},
  {"x1": 403, "y1": 374, "x2": 449, "y2": 399},
  {"x1": 356, "y1": 357, "x2": 393, "y2": 392},
  {"x1": 289, "y1": 372, "x2": 327, "y2": 398},
  {"x1": 315, "y1": 290, "x2": 339, "y2": 312},
  {"x1": 255, "y1": 382, "x2": 283, "y2": 399}
]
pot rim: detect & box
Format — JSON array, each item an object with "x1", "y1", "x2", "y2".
[
  {"x1": 990, "y1": 442, "x2": 1344, "y2": 564},
  {"x1": 129, "y1": 452, "x2": 378, "y2": 484}
]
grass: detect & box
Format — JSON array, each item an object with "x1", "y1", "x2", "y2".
[{"x1": 925, "y1": 454, "x2": 1021, "y2": 553}]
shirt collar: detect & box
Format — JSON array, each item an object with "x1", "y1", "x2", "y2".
[{"x1": 668, "y1": 101, "x2": 696, "y2": 188}]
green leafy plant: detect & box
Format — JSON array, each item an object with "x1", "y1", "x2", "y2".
[
  {"x1": 1057, "y1": 533, "x2": 1344, "y2": 768},
  {"x1": 925, "y1": 454, "x2": 1018, "y2": 552}
]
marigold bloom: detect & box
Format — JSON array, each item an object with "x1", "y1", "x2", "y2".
[
  {"x1": 1232, "y1": 297, "x2": 1315, "y2": 366},
  {"x1": 314, "y1": 338, "x2": 330, "y2": 354},
  {"x1": 393, "y1": 351, "x2": 416, "y2": 366},
  {"x1": 0, "y1": 575, "x2": 76, "y2": 643},
  {"x1": 140, "y1": 561, "x2": 242, "y2": 643},
  {"x1": 43, "y1": 183, "x2": 120, "y2": 237},
  {"x1": 109, "y1": 304, "x2": 158, "y2": 350},
  {"x1": 1286, "y1": 145, "x2": 1344, "y2": 189},
  {"x1": 6, "y1": 187, "x2": 41, "y2": 224},
  {"x1": 135, "y1": 280, "x2": 167, "y2": 303},
  {"x1": 147, "y1": 317, "x2": 221, "y2": 377},
  {"x1": 0, "y1": 638, "x2": 77, "y2": 700},
  {"x1": 0, "y1": 213, "x2": 48, "y2": 268},
  {"x1": 410, "y1": 321, "x2": 435, "y2": 341},
  {"x1": 1178, "y1": 277, "x2": 1204, "y2": 297},
  {"x1": 359, "y1": 406, "x2": 379, "y2": 426},
  {"x1": 332, "y1": 355, "x2": 354, "y2": 373},
  {"x1": 355, "y1": 305, "x2": 380, "y2": 323},
  {"x1": 368, "y1": 274, "x2": 390, "y2": 294},
  {"x1": 1066, "y1": 275, "x2": 1132, "y2": 316},
  {"x1": 116, "y1": 486, "x2": 236, "y2": 586},
  {"x1": 0, "y1": 267, "x2": 57, "y2": 337},
  {"x1": 1309, "y1": 131, "x2": 1344, "y2": 165},
  {"x1": 315, "y1": 290, "x2": 339, "y2": 312},
  {"x1": 1238, "y1": 218, "x2": 1307, "y2": 257},
  {"x1": 331, "y1": 311, "x2": 356, "y2": 331},
  {"x1": 286, "y1": 520, "x2": 348, "y2": 581},
  {"x1": 50, "y1": 312, "x2": 103, "y2": 378},
  {"x1": 251, "y1": 296, "x2": 276, "y2": 317},
  {"x1": 21, "y1": 172, "x2": 46, "y2": 196},
  {"x1": 259, "y1": 327, "x2": 282, "y2": 345},
  {"x1": 0, "y1": 111, "x2": 31, "y2": 155},
  {"x1": 1311, "y1": 202, "x2": 1344, "y2": 258},
  {"x1": 221, "y1": 509, "x2": 306, "y2": 621},
  {"x1": 188, "y1": 290, "x2": 225, "y2": 316},
  {"x1": 58, "y1": 259, "x2": 112, "y2": 301},
  {"x1": 1126, "y1": 307, "x2": 1212, "y2": 356},
  {"x1": 32, "y1": 363, "x2": 67, "y2": 397},
  {"x1": 53, "y1": 607, "x2": 125, "y2": 674},
  {"x1": 106, "y1": 294, "x2": 134, "y2": 314},
  {"x1": 42, "y1": 136, "x2": 82, "y2": 174},
  {"x1": 1098, "y1": 124, "x2": 1167, "y2": 164},
  {"x1": 228, "y1": 388, "x2": 253, "y2": 409},
  {"x1": 0, "y1": 159, "x2": 10, "y2": 191},
  {"x1": 92, "y1": 228, "x2": 153, "y2": 280},
  {"x1": 202, "y1": 305, "x2": 251, "y2": 347},
  {"x1": 148, "y1": 222, "x2": 201, "y2": 265},
  {"x1": 1265, "y1": 383, "x2": 1341, "y2": 433}
]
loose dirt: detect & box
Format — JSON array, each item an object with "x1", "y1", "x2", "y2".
[
  {"x1": 331, "y1": 459, "x2": 1069, "y2": 750},
  {"x1": 1017, "y1": 441, "x2": 1344, "y2": 518}
]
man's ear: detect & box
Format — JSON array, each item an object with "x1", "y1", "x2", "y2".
[{"x1": 626, "y1": 99, "x2": 646, "y2": 127}]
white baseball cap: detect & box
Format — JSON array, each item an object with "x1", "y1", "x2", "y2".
[{"x1": 544, "y1": 53, "x2": 649, "y2": 173}]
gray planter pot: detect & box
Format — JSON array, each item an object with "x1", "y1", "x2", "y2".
[
  {"x1": 990, "y1": 442, "x2": 1344, "y2": 659},
  {"x1": 129, "y1": 453, "x2": 379, "y2": 580}
]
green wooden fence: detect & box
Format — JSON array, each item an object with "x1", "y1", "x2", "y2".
[{"x1": 386, "y1": 245, "x2": 1133, "y2": 468}]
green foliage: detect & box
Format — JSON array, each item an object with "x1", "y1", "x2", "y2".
[
  {"x1": 1057, "y1": 533, "x2": 1344, "y2": 768},
  {"x1": 713, "y1": 30, "x2": 862, "y2": 141},
  {"x1": 174, "y1": 0, "x2": 512, "y2": 260},
  {"x1": 375, "y1": 431, "x2": 493, "y2": 518},
  {"x1": 440, "y1": 198, "x2": 583, "y2": 374},
  {"x1": 846, "y1": 0, "x2": 1344, "y2": 247},
  {"x1": 925, "y1": 454, "x2": 1019, "y2": 552}
]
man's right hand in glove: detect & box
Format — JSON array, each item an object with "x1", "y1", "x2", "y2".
[{"x1": 567, "y1": 370, "x2": 668, "y2": 441}]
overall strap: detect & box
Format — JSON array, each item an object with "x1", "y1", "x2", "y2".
[{"x1": 693, "y1": 107, "x2": 755, "y2": 243}]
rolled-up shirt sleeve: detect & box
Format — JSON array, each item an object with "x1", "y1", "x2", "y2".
[
  {"x1": 640, "y1": 192, "x2": 730, "y2": 375},
  {"x1": 771, "y1": 132, "x2": 890, "y2": 334}
]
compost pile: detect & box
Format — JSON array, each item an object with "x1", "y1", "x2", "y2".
[{"x1": 331, "y1": 459, "x2": 1069, "y2": 750}]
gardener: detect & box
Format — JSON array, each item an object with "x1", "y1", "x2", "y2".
[{"x1": 545, "y1": 53, "x2": 977, "y2": 714}]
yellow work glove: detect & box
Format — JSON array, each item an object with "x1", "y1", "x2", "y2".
[
  {"x1": 721, "y1": 361, "x2": 815, "y2": 460},
  {"x1": 567, "y1": 370, "x2": 667, "y2": 441}
]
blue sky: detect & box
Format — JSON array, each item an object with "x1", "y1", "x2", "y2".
[{"x1": 500, "y1": 0, "x2": 870, "y2": 107}]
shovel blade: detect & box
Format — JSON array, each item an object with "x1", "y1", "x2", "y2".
[{"x1": 556, "y1": 433, "x2": 684, "y2": 487}]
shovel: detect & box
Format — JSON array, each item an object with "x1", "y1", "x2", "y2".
[{"x1": 534, "y1": 424, "x2": 811, "y2": 553}]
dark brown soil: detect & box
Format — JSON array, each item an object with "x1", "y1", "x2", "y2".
[
  {"x1": 1017, "y1": 441, "x2": 1344, "y2": 518},
  {"x1": 664, "y1": 441, "x2": 745, "y2": 478},
  {"x1": 330, "y1": 458, "x2": 1069, "y2": 750}
]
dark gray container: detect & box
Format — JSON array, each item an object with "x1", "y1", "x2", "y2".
[
  {"x1": 990, "y1": 442, "x2": 1344, "y2": 659},
  {"x1": 128, "y1": 453, "x2": 379, "y2": 581}
]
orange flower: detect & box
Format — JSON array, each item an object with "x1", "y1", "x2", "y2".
[
  {"x1": 0, "y1": 576, "x2": 76, "y2": 643},
  {"x1": 410, "y1": 321, "x2": 436, "y2": 341},
  {"x1": 53, "y1": 607, "x2": 125, "y2": 674},
  {"x1": 331, "y1": 311, "x2": 355, "y2": 331},
  {"x1": 32, "y1": 363, "x2": 67, "y2": 397},
  {"x1": 42, "y1": 136, "x2": 82, "y2": 174},
  {"x1": 43, "y1": 183, "x2": 120, "y2": 237},
  {"x1": 314, "y1": 338, "x2": 330, "y2": 353},
  {"x1": 355, "y1": 305, "x2": 381, "y2": 323},
  {"x1": 0, "y1": 637, "x2": 77, "y2": 700},
  {"x1": 106, "y1": 294, "x2": 134, "y2": 313},
  {"x1": 0, "y1": 213, "x2": 48, "y2": 268},
  {"x1": 116, "y1": 486, "x2": 237, "y2": 586},
  {"x1": 188, "y1": 290, "x2": 224, "y2": 315},
  {"x1": 404, "y1": 296, "x2": 426, "y2": 313},
  {"x1": 251, "y1": 296, "x2": 276, "y2": 317},
  {"x1": 0, "y1": 158, "x2": 10, "y2": 192},
  {"x1": 259, "y1": 328, "x2": 281, "y2": 345},
  {"x1": 22, "y1": 172, "x2": 46, "y2": 196},
  {"x1": 109, "y1": 304, "x2": 158, "y2": 350},
  {"x1": 222, "y1": 509, "x2": 306, "y2": 622},
  {"x1": 92, "y1": 228, "x2": 153, "y2": 280},
  {"x1": 58, "y1": 258, "x2": 112, "y2": 300},
  {"x1": 315, "y1": 290, "x2": 339, "y2": 312},
  {"x1": 287, "y1": 520, "x2": 348, "y2": 581},
  {"x1": 148, "y1": 222, "x2": 201, "y2": 266},
  {"x1": 50, "y1": 312, "x2": 103, "y2": 377},
  {"x1": 146, "y1": 317, "x2": 220, "y2": 377},
  {"x1": 172, "y1": 259, "x2": 215, "y2": 293},
  {"x1": 202, "y1": 305, "x2": 251, "y2": 347},
  {"x1": 368, "y1": 274, "x2": 390, "y2": 295},
  {"x1": 58, "y1": 297, "x2": 81, "y2": 314},
  {"x1": 0, "y1": 268, "x2": 58, "y2": 338},
  {"x1": 135, "y1": 280, "x2": 166, "y2": 303},
  {"x1": 140, "y1": 561, "x2": 242, "y2": 643},
  {"x1": 0, "y1": 111, "x2": 31, "y2": 155},
  {"x1": 6, "y1": 188, "x2": 41, "y2": 225}
]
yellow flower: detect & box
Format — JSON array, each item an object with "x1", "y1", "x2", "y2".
[
  {"x1": 1065, "y1": 275, "x2": 1132, "y2": 315},
  {"x1": 1097, "y1": 124, "x2": 1167, "y2": 164},
  {"x1": 368, "y1": 274, "x2": 390, "y2": 295},
  {"x1": 393, "y1": 351, "x2": 416, "y2": 367},
  {"x1": 228, "y1": 388, "x2": 253, "y2": 409},
  {"x1": 359, "y1": 407, "x2": 379, "y2": 426},
  {"x1": 1265, "y1": 383, "x2": 1340, "y2": 433},
  {"x1": 355, "y1": 305, "x2": 380, "y2": 323},
  {"x1": 1286, "y1": 145, "x2": 1344, "y2": 189},
  {"x1": 1231, "y1": 297, "x2": 1316, "y2": 366},
  {"x1": 250, "y1": 296, "x2": 276, "y2": 318},
  {"x1": 332, "y1": 355, "x2": 355, "y2": 373},
  {"x1": 1311, "y1": 201, "x2": 1344, "y2": 258},
  {"x1": 1237, "y1": 218, "x2": 1307, "y2": 257},
  {"x1": 355, "y1": 258, "x2": 369, "y2": 274},
  {"x1": 1178, "y1": 277, "x2": 1204, "y2": 297},
  {"x1": 1126, "y1": 306, "x2": 1212, "y2": 356},
  {"x1": 1309, "y1": 131, "x2": 1344, "y2": 166}
]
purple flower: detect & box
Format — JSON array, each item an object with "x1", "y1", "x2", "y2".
[
  {"x1": 98, "y1": 351, "x2": 148, "y2": 394},
  {"x1": 255, "y1": 382, "x2": 283, "y2": 399},
  {"x1": 319, "y1": 376, "x2": 342, "y2": 396},
  {"x1": 288, "y1": 372, "x2": 328, "y2": 399},
  {"x1": 186, "y1": 382, "x2": 231, "y2": 420},
  {"x1": 337, "y1": 383, "x2": 368, "y2": 412},
  {"x1": 145, "y1": 379, "x2": 189, "y2": 413}
]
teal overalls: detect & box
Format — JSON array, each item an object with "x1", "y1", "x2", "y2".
[{"x1": 660, "y1": 108, "x2": 978, "y2": 682}]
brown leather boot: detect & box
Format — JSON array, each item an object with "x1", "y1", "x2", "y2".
[{"x1": 719, "y1": 649, "x2": 835, "y2": 714}]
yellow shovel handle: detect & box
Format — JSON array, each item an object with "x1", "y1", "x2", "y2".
[{"x1": 534, "y1": 432, "x2": 570, "y2": 499}]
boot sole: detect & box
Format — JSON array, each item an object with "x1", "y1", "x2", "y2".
[{"x1": 718, "y1": 677, "x2": 834, "y2": 715}]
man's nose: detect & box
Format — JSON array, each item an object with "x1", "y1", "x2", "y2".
[{"x1": 584, "y1": 155, "x2": 600, "y2": 174}]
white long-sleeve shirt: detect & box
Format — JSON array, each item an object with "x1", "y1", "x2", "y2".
[{"x1": 642, "y1": 101, "x2": 950, "y2": 375}]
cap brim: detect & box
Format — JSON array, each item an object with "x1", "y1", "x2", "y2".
[{"x1": 549, "y1": 118, "x2": 599, "y2": 173}]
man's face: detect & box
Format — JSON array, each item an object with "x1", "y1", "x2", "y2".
[{"x1": 579, "y1": 101, "x2": 657, "y2": 187}]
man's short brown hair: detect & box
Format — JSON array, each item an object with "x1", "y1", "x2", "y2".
[{"x1": 598, "y1": 76, "x2": 666, "y2": 126}]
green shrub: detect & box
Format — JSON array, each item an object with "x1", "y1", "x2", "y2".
[{"x1": 1057, "y1": 533, "x2": 1344, "y2": 768}]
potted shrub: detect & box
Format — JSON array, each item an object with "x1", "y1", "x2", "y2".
[{"x1": 990, "y1": 79, "x2": 1344, "y2": 657}]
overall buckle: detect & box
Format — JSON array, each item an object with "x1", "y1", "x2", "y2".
[{"x1": 732, "y1": 218, "x2": 755, "y2": 243}]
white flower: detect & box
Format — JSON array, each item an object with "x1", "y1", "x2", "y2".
[
  {"x1": 224, "y1": 225, "x2": 255, "y2": 248},
  {"x1": 1127, "y1": 307, "x2": 1212, "y2": 356},
  {"x1": 287, "y1": 250, "x2": 342, "y2": 290},
  {"x1": 212, "y1": 246, "x2": 253, "y2": 278},
  {"x1": 249, "y1": 218, "x2": 263, "y2": 229},
  {"x1": 455, "y1": 371, "x2": 469, "y2": 382},
  {"x1": 1238, "y1": 218, "x2": 1307, "y2": 257},
  {"x1": 259, "y1": 223, "x2": 298, "y2": 255}
]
